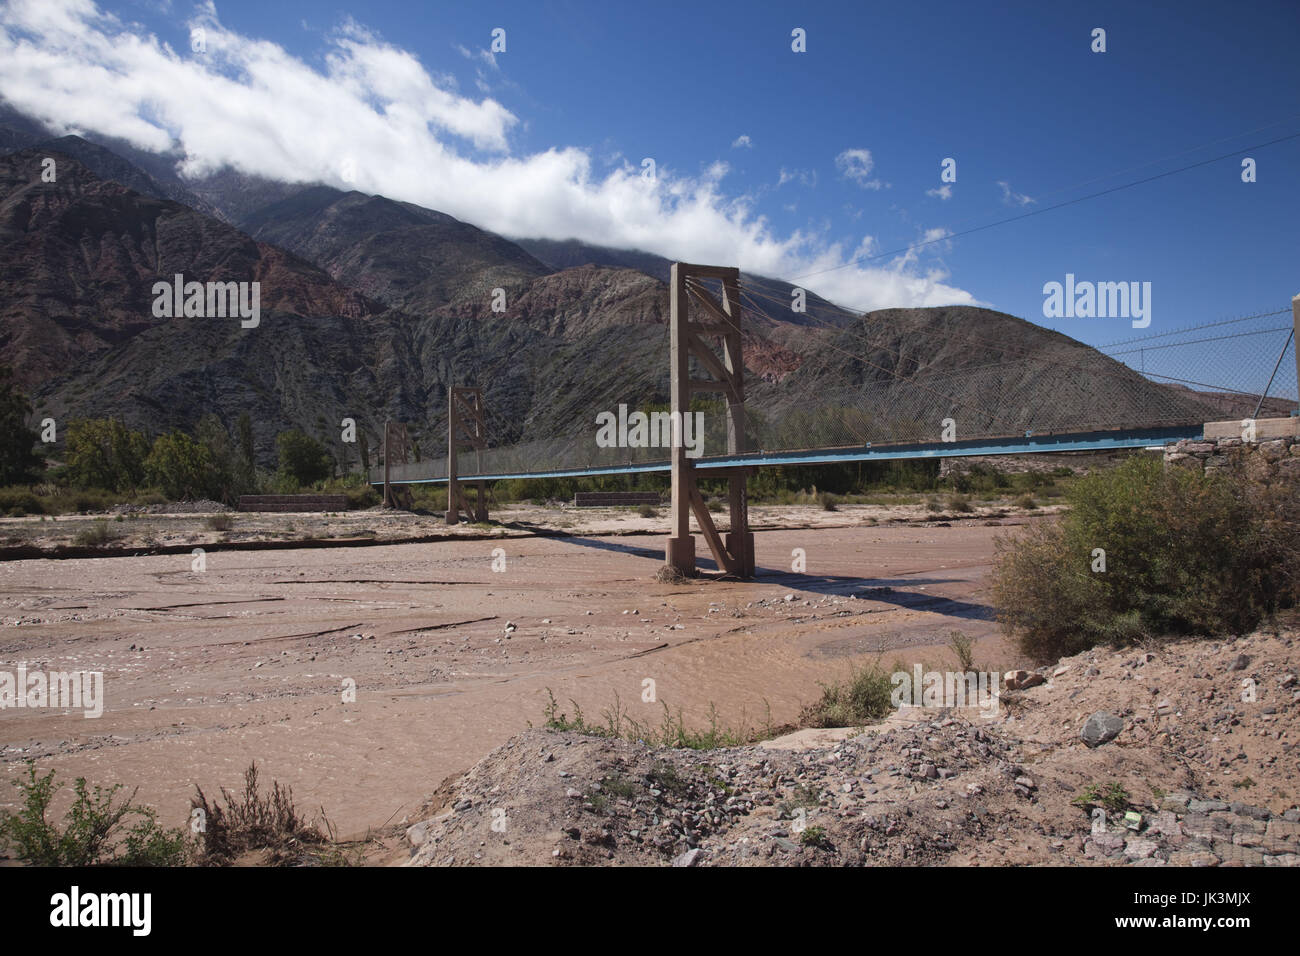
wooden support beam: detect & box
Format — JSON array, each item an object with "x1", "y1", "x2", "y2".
[{"x1": 688, "y1": 483, "x2": 737, "y2": 576}]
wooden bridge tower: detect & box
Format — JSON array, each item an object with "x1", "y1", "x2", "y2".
[{"x1": 665, "y1": 263, "x2": 755, "y2": 578}]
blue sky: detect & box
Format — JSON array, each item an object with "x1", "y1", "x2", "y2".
[{"x1": 2, "y1": 0, "x2": 1298, "y2": 372}]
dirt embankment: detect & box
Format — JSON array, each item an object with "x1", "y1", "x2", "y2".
[{"x1": 403, "y1": 624, "x2": 1299, "y2": 866}]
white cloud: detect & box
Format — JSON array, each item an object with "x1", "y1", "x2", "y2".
[
  {"x1": 777, "y1": 166, "x2": 817, "y2": 188},
  {"x1": 997, "y1": 180, "x2": 1036, "y2": 207},
  {"x1": 926, "y1": 184, "x2": 952, "y2": 200},
  {"x1": 835, "y1": 148, "x2": 884, "y2": 190},
  {"x1": 731, "y1": 134, "x2": 752, "y2": 149},
  {"x1": 0, "y1": 0, "x2": 977, "y2": 311}
]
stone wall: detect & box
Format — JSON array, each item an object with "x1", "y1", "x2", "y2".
[{"x1": 1165, "y1": 418, "x2": 1300, "y2": 480}]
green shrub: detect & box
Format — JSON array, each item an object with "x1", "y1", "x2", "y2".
[
  {"x1": 947, "y1": 493, "x2": 973, "y2": 513},
  {"x1": 818, "y1": 491, "x2": 839, "y2": 511},
  {"x1": 636, "y1": 503, "x2": 658, "y2": 518},
  {"x1": 1072, "y1": 782, "x2": 1129, "y2": 816},
  {"x1": 0, "y1": 487, "x2": 43, "y2": 515},
  {"x1": 0, "y1": 763, "x2": 187, "y2": 866},
  {"x1": 1014, "y1": 493, "x2": 1038, "y2": 509},
  {"x1": 993, "y1": 456, "x2": 1295, "y2": 662},
  {"x1": 799, "y1": 661, "x2": 897, "y2": 728},
  {"x1": 799, "y1": 825, "x2": 830, "y2": 848}
]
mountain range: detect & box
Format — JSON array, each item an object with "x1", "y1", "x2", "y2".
[{"x1": 0, "y1": 103, "x2": 1216, "y2": 469}]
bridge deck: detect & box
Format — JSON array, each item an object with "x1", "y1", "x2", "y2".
[{"x1": 371, "y1": 425, "x2": 1202, "y2": 486}]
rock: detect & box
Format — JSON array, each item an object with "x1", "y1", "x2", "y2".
[
  {"x1": 1187, "y1": 799, "x2": 1229, "y2": 813},
  {"x1": 671, "y1": 848, "x2": 702, "y2": 867},
  {"x1": 406, "y1": 819, "x2": 432, "y2": 847},
  {"x1": 1228, "y1": 654, "x2": 1251, "y2": 672},
  {"x1": 1229, "y1": 802, "x2": 1270, "y2": 820},
  {"x1": 1259, "y1": 439, "x2": 1288, "y2": 461},
  {"x1": 1124, "y1": 839, "x2": 1159, "y2": 860},
  {"x1": 1081, "y1": 711, "x2": 1125, "y2": 748}
]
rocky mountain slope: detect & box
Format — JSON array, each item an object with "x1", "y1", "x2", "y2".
[{"x1": 0, "y1": 104, "x2": 1215, "y2": 464}]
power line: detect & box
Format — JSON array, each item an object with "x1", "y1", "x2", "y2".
[{"x1": 787, "y1": 129, "x2": 1300, "y2": 285}]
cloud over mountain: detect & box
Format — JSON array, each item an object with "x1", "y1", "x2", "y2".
[{"x1": 0, "y1": 0, "x2": 977, "y2": 311}]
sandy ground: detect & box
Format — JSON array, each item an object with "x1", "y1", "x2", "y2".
[
  {"x1": 0, "y1": 498, "x2": 1062, "y2": 553},
  {"x1": 0, "y1": 507, "x2": 1035, "y2": 840}
]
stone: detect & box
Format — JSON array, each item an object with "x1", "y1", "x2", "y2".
[
  {"x1": 1259, "y1": 439, "x2": 1287, "y2": 461},
  {"x1": 1228, "y1": 654, "x2": 1251, "y2": 672},
  {"x1": 671, "y1": 848, "x2": 702, "y2": 867},
  {"x1": 1168, "y1": 850, "x2": 1218, "y2": 867},
  {"x1": 1229, "y1": 802, "x2": 1270, "y2": 820},
  {"x1": 1124, "y1": 839, "x2": 1159, "y2": 860},
  {"x1": 1212, "y1": 840, "x2": 1263, "y2": 866},
  {"x1": 406, "y1": 819, "x2": 432, "y2": 847},
  {"x1": 1188, "y1": 799, "x2": 1229, "y2": 813},
  {"x1": 1081, "y1": 711, "x2": 1125, "y2": 748}
]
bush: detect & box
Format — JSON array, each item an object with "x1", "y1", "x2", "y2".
[
  {"x1": 74, "y1": 519, "x2": 118, "y2": 547},
  {"x1": 276, "y1": 431, "x2": 333, "y2": 489},
  {"x1": 818, "y1": 491, "x2": 839, "y2": 511},
  {"x1": 993, "y1": 456, "x2": 1295, "y2": 662},
  {"x1": 1014, "y1": 493, "x2": 1038, "y2": 510},
  {"x1": 0, "y1": 763, "x2": 187, "y2": 866},
  {"x1": 947, "y1": 493, "x2": 973, "y2": 513},
  {"x1": 0, "y1": 487, "x2": 42, "y2": 515},
  {"x1": 191, "y1": 762, "x2": 323, "y2": 864},
  {"x1": 636, "y1": 503, "x2": 658, "y2": 518},
  {"x1": 205, "y1": 513, "x2": 234, "y2": 531},
  {"x1": 799, "y1": 661, "x2": 897, "y2": 728}
]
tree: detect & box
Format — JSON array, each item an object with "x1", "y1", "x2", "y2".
[
  {"x1": 237, "y1": 413, "x2": 256, "y2": 486},
  {"x1": 65, "y1": 419, "x2": 149, "y2": 491},
  {"x1": 145, "y1": 431, "x2": 213, "y2": 500},
  {"x1": 358, "y1": 429, "x2": 370, "y2": 471},
  {"x1": 0, "y1": 366, "x2": 40, "y2": 485},
  {"x1": 194, "y1": 414, "x2": 255, "y2": 504},
  {"x1": 275, "y1": 430, "x2": 333, "y2": 488}
]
